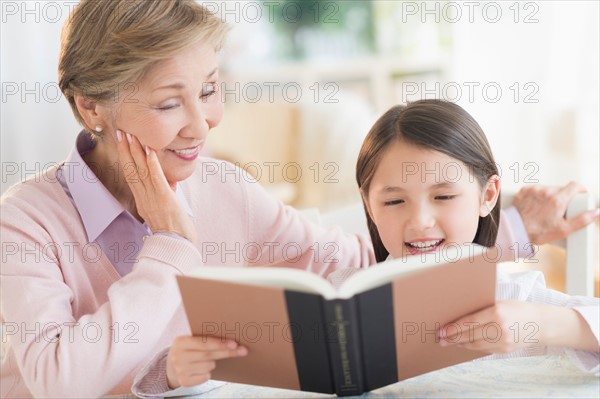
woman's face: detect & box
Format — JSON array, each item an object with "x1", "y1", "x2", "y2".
[
  {"x1": 364, "y1": 140, "x2": 499, "y2": 259},
  {"x1": 106, "y1": 41, "x2": 223, "y2": 185}
]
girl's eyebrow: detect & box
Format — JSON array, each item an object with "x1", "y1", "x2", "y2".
[
  {"x1": 380, "y1": 186, "x2": 405, "y2": 193},
  {"x1": 378, "y1": 182, "x2": 457, "y2": 194}
]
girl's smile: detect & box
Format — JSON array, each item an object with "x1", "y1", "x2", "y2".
[
  {"x1": 405, "y1": 238, "x2": 445, "y2": 255},
  {"x1": 364, "y1": 139, "x2": 498, "y2": 259}
]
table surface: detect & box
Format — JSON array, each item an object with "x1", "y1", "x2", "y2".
[{"x1": 176, "y1": 355, "x2": 598, "y2": 399}]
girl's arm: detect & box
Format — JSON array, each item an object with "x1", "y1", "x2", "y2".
[
  {"x1": 439, "y1": 300, "x2": 599, "y2": 353},
  {"x1": 439, "y1": 271, "x2": 599, "y2": 372}
]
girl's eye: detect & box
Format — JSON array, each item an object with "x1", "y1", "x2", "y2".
[
  {"x1": 435, "y1": 195, "x2": 456, "y2": 200},
  {"x1": 384, "y1": 199, "x2": 404, "y2": 206},
  {"x1": 201, "y1": 82, "x2": 218, "y2": 99}
]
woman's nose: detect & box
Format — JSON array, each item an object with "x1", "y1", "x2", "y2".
[{"x1": 179, "y1": 104, "x2": 210, "y2": 139}]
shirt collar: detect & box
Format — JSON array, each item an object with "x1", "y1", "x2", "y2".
[{"x1": 64, "y1": 131, "x2": 194, "y2": 242}]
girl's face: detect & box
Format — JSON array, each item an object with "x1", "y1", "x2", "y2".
[
  {"x1": 103, "y1": 41, "x2": 223, "y2": 185},
  {"x1": 364, "y1": 140, "x2": 499, "y2": 259}
]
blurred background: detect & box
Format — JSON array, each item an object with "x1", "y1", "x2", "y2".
[
  {"x1": 2, "y1": 0, "x2": 598, "y2": 209},
  {"x1": 1, "y1": 1, "x2": 599, "y2": 292}
]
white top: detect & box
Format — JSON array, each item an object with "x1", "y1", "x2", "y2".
[{"x1": 327, "y1": 265, "x2": 600, "y2": 376}]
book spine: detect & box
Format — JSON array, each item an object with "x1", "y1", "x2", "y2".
[
  {"x1": 356, "y1": 283, "x2": 398, "y2": 391},
  {"x1": 323, "y1": 298, "x2": 365, "y2": 396},
  {"x1": 284, "y1": 291, "x2": 335, "y2": 394}
]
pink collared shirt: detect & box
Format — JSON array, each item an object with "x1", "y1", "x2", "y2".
[{"x1": 56, "y1": 131, "x2": 192, "y2": 276}]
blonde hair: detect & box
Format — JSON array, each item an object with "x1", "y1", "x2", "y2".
[{"x1": 59, "y1": 0, "x2": 229, "y2": 133}]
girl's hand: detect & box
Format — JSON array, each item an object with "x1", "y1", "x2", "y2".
[
  {"x1": 166, "y1": 336, "x2": 248, "y2": 389},
  {"x1": 438, "y1": 300, "x2": 578, "y2": 353},
  {"x1": 115, "y1": 130, "x2": 197, "y2": 242},
  {"x1": 439, "y1": 301, "x2": 546, "y2": 353},
  {"x1": 439, "y1": 300, "x2": 599, "y2": 353}
]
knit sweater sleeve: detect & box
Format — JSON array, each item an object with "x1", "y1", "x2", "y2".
[
  {"x1": 240, "y1": 171, "x2": 375, "y2": 277},
  {"x1": 1, "y1": 182, "x2": 201, "y2": 398}
]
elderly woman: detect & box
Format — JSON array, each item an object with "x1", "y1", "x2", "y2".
[
  {"x1": 0, "y1": 1, "x2": 372, "y2": 397},
  {"x1": 1, "y1": 1, "x2": 597, "y2": 398}
]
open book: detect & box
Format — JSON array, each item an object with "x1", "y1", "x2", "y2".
[{"x1": 176, "y1": 244, "x2": 498, "y2": 396}]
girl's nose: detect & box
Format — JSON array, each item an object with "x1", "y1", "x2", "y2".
[{"x1": 407, "y1": 205, "x2": 436, "y2": 231}]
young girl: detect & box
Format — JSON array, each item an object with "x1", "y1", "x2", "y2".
[{"x1": 329, "y1": 99, "x2": 599, "y2": 371}]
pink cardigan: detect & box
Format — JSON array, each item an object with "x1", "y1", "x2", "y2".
[{"x1": 0, "y1": 159, "x2": 374, "y2": 398}]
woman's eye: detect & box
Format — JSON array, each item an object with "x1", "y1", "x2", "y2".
[
  {"x1": 201, "y1": 82, "x2": 218, "y2": 99},
  {"x1": 384, "y1": 199, "x2": 404, "y2": 206},
  {"x1": 156, "y1": 103, "x2": 180, "y2": 111},
  {"x1": 435, "y1": 195, "x2": 456, "y2": 200}
]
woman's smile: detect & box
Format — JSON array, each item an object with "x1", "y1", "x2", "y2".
[{"x1": 166, "y1": 142, "x2": 204, "y2": 161}]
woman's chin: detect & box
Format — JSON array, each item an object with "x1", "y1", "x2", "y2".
[{"x1": 164, "y1": 168, "x2": 195, "y2": 186}]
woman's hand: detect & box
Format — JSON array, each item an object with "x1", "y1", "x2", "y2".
[
  {"x1": 115, "y1": 129, "x2": 197, "y2": 242},
  {"x1": 439, "y1": 300, "x2": 598, "y2": 353},
  {"x1": 166, "y1": 336, "x2": 248, "y2": 389}
]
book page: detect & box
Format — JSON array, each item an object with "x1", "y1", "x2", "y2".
[
  {"x1": 187, "y1": 266, "x2": 339, "y2": 298},
  {"x1": 338, "y1": 244, "x2": 490, "y2": 298}
]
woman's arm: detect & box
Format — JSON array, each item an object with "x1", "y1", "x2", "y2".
[{"x1": 0, "y1": 215, "x2": 202, "y2": 398}]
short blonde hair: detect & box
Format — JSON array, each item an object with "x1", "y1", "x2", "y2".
[{"x1": 59, "y1": 0, "x2": 229, "y2": 132}]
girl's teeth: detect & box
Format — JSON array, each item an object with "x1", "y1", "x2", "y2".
[{"x1": 408, "y1": 240, "x2": 442, "y2": 248}]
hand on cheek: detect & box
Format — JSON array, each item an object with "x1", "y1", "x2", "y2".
[{"x1": 113, "y1": 129, "x2": 197, "y2": 241}]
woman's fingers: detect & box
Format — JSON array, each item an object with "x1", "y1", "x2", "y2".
[
  {"x1": 145, "y1": 145, "x2": 173, "y2": 191},
  {"x1": 115, "y1": 130, "x2": 146, "y2": 188},
  {"x1": 113, "y1": 130, "x2": 196, "y2": 240},
  {"x1": 125, "y1": 132, "x2": 151, "y2": 184}
]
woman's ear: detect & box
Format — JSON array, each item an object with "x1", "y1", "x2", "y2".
[
  {"x1": 74, "y1": 95, "x2": 110, "y2": 133},
  {"x1": 480, "y1": 175, "x2": 501, "y2": 217},
  {"x1": 360, "y1": 188, "x2": 376, "y2": 224}
]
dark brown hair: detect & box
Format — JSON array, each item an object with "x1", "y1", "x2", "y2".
[{"x1": 357, "y1": 100, "x2": 501, "y2": 262}]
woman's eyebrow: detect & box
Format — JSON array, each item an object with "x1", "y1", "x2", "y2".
[
  {"x1": 206, "y1": 67, "x2": 218, "y2": 78},
  {"x1": 153, "y1": 68, "x2": 219, "y2": 92}
]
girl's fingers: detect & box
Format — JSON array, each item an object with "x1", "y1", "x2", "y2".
[
  {"x1": 176, "y1": 336, "x2": 240, "y2": 351},
  {"x1": 187, "y1": 347, "x2": 248, "y2": 362},
  {"x1": 178, "y1": 373, "x2": 211, "y2": 388}
]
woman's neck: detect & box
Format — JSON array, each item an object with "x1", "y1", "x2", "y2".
[{"x1": 82, "y1": 136, "x2": 141, "y2": 221}]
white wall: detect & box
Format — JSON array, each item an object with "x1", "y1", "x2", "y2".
[
  {"x1": 1, "y1": 1, "x2": 81, "y2": 194},
  {"x1": 446, "y1": 1, "x2": 599, "y2": 197},
  {"x1": 2, "y1": 1, "x2": 598, "y2": 203}
]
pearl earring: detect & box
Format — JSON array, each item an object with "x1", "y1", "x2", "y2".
[{"x1": 95, "y1": 125, "x2": 103, "y2": 133}]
